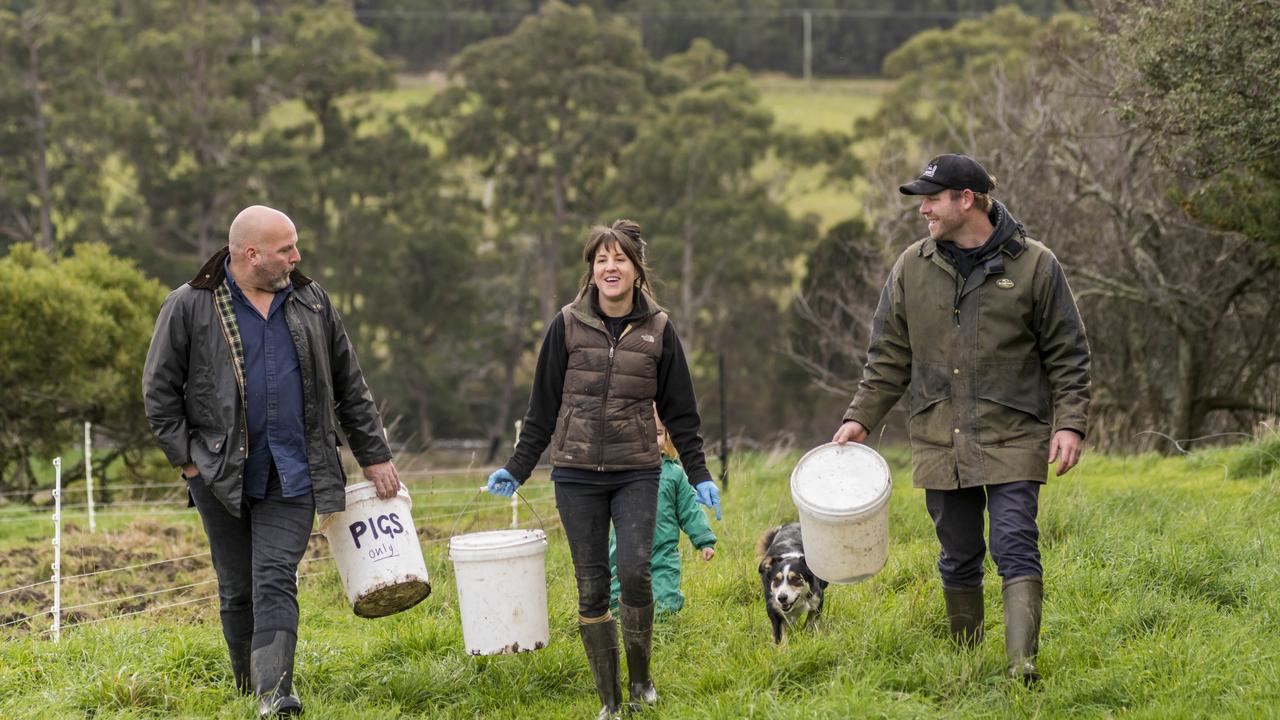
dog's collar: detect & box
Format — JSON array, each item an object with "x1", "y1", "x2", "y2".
[{"x1": 778, "y1": 552, "x2": 804, "y2": 559}]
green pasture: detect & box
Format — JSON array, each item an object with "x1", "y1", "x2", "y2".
[
  {"x1": 261, "y1": 74, "x2": 887, "y2": 232},
  {"x1": 3, "y1": 437, "x2": 1280, "y2": 718}
]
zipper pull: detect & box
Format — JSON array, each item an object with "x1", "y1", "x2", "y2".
[
  {"x1": 609, "y1": 346, "x2": 615, "y2": 360},
  {"x1": 954, "y1": 307, "x2": 961, "y2": 327}
]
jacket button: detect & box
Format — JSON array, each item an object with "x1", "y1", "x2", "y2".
[
  {"x1": 953, "y1": 368, "x2": 960, "y2": 375},
  {"x1": 214, "y1": 443, "x2": 221, "y2": 450},
  {"x1": 239, "y1": 446, "x2": 245, "y2": 452},
  {"x1": 954, "y1": 428, "x2": 961, "y2": 434}
]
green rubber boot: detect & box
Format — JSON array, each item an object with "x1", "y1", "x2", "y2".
[
  {"x1": 942, "y1": 584, "x2": 985, "y2": 648},
  {"x1": 1002, "y1": 576, "x2": 1043, "y2": 684}
]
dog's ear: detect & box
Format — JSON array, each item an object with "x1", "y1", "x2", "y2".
[{"x1": 758, "y1": 557, "x2": 773, "y2": 575}]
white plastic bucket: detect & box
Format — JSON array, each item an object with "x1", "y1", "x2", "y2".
[
  {"x1": 790, "y1": 442, "x2": 893, "y2": 584},
  {"x1": 448, "y1": 529, "x2": 549, "y2": 655},
  {"x1": 318, "y1": 482, "x2": 431, "y2": 618}
]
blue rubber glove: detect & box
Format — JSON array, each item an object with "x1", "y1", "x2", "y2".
[
  {"x1": 694, "y1": 480, "x2": 722, "y2": 521},
  {"x1": 486, "y1": 468, "x2": 519, "y2": 497}
]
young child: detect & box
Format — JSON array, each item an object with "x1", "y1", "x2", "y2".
[{"x1": 608, "y1": 406, "x2": 717, "y2": 615}]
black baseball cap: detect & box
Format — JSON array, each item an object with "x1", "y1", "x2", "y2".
[{"x1": 899, "y1": 154, "x2": 994, "y2": 195}]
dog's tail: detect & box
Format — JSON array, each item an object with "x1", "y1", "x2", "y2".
[{"x1": 755, "y1": 525, "x2": 782, "y2": 560}]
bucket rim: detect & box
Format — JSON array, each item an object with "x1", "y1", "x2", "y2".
[
  {"x1": 449, "y1": 528, "x2": 548, "y2": 555},
  {"x1": 316, "y1": 482, "x2": 413, "y2": 533},
  {"x1": 790, "y1": 442, "x2": 892, "y2": 518}
]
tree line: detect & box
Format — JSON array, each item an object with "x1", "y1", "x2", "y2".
[
  {"x1": 2, "y1": 0, "x2": 1277, "y2": 494},
  {"x1": 355, "y1": 0, "x2": 1085, "y2": 76}
]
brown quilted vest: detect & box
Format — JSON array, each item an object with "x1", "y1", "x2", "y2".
[{"x1": 549, "y1": 292, "x2": 668, "y2": 471}]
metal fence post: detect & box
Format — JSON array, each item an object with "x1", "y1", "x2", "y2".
[{"x1": 51, "y1": 457, "x2": 62, "y2": 643}]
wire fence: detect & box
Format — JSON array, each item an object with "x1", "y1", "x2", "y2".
[{"x1": 1, "y1": 476, "x2": 563, "y2": 639}]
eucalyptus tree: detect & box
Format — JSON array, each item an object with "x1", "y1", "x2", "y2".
[{"x1": 428, "y1": 0, "x2": 658, "y2": 323}]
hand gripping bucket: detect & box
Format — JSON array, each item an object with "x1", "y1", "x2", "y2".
[
  {"x1": 448, "y1": 529, "x2": 550, "y2": 655},
  {"x1": 318, "y1": 482, "x2": 431, "y2": 618},
  {"x1": 790, "y1": 442, "x2": 893, "y2": 584}
]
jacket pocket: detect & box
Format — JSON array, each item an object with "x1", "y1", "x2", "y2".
[
  {"x1": 188, "y1": 429, "x2": 228, "y2": 480},
  {"x1": 976, "y1": 359, "x2": 1051, "y2": 444},
  {"x1": 553, "y1": 407, "x2": 575, "y2": 452},
  {"x1": 908, "y1": 362, "x2": 951, "y2": 417},
  {"x1": 907, "y1": 362, "x2": 954, "y2": 446},
  {"x1": 633, "y1": 405, "x2": 656, "y2": 453},
  {"x1": 330, "y1": 431, "x2": 347, "y2": 483}
]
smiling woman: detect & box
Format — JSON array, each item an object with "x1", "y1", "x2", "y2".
[{"x1": 484, "y1": 219, "x2": 721, "y2": 718}]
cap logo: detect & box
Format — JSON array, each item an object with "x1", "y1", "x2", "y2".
[
  {"x1": 996, "y1": 278, "x2": 1015, "y2": 289},
  {"x1": 922, "y1": 163, "x2": 937, "y2": 178}
]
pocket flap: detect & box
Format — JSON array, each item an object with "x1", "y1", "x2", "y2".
[
  {"x1": 976, "y1": 360, "x2": 1051, "y2": 423},
  {"x1": 199, "y1": 430, "x2": 227, "y2": 453},
  {"x1": 909, "y1": 362, "x2": 951, "y2": 417}
]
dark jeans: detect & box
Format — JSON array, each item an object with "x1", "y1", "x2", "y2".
[
  {"x1": 556, "y1": 477, "x2": 659, "y2": 618},
  {"x1": 925, "y1": 481, "x2": 1041, "y2": 587},
  {"x1": 186, "y1": 472, "x2": 315, "y2": 649}
]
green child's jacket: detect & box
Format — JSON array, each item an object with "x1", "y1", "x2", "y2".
[{"x1": 608, "y1": 457, "x2": 717, "y2": 614}]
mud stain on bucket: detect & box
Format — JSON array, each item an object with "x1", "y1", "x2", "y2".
[
  {"x1": 470, "y1": 639, "x2": 547, "y2": 656},
  {"x1": 352, "y1": 577, "x2": 431, "y2": 619}
]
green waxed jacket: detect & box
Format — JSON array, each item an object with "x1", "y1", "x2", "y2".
[
  {"x1": 608, "y1": 457, "x2": 717, "y2": 614},
  {"x1": 844, "y1": 207, "x2": 1091, "y2": 490}
]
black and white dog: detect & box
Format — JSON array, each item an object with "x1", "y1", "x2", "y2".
[{"x1": 756, "y1": 523, "x2": 828, "y2": 644}]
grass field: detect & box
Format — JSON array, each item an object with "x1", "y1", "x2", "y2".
[{"x1": 3, "y1": 436, "x2": 1280, "y2": 718}]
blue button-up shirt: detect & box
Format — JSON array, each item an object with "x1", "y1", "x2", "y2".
[{"x1": 225, "y1": 259, "x2": 312, "y2": 498}]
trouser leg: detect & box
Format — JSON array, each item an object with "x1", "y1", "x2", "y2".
[
  {"x1": 556, "y1": 482, "x2": 616, "y2": 619},
  {"x1": 925, "y1": 485, "x2": 987, "y2": 587},
  {"x1": 248, "y1": 474, "x2": 314, "y2": 715},
  {"x1": 186, "y1": 474, "x2": 253, "y2": 693},
  {"x1": 986, "y1": 481, "x2": 1042, "y2": 582}
]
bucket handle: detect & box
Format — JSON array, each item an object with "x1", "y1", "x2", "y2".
[{"x1": 447, "y1": 485, "x2": 546, "y2": 539}]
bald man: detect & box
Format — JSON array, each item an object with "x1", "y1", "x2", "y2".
[{"x1": 143, "y1": 205, "x2": 400, "y2": 716}]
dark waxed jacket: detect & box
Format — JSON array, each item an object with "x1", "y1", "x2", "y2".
[
  {"x1": 142, "y1": 248, "x2": 392, "y2": 517},
  {"x1": 844, "y1": 202, "x2": 1091, "y2": 489}
]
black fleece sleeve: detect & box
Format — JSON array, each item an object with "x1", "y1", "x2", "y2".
[
  {"x1": 502, "y1": 313, "x2": 567, "y2": 483},
  {"x1": 655, "y1": 321, "x2": 712, "y2": 485}
]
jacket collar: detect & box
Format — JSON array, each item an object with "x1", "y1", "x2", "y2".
[
  {"x1": 188, "y1": 246, "x2": 313, "y2": 290},
  {"x1": 567, "y1": 285, "x2": 662, "y2": 331}
]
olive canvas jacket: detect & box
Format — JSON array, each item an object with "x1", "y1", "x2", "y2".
[
  {"x1": 142, "y1": 248, "x2": 392, "y2": 517},
  {"x1": 844, "y1": 208, "x2": 1091, "y2": 489}
]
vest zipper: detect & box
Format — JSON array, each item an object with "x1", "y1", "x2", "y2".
[
  {"x1": 594, "y1": 321, "x2": 635, "y2": 471},
  {"x1": 597, "y1": 342, "x2": 617, "y2": 471}
]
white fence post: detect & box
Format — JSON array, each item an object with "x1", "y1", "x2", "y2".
[
  {"x1": 84, "y1": 421, "x2": 95, "y2": 533},
  {"x1": 51, "y1": 457, "x2": 62, "y2": 643},
  {"x1": 512, "y1": 421, "x2": 522, "y2": 529}
]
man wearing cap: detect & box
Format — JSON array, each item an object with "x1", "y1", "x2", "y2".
[{"x1": 833, "y1": 154, "x2": 1090, "y2": 683}]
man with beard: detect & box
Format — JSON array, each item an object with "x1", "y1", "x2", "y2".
[
  {"x1": 144, "y1": 205, "x2": 400, "y2": 715},
  {"x1": 834, "y1": 154, "x2": 1091, "y2": 683}
]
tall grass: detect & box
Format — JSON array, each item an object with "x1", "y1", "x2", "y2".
[{"x1": 3, "y1": 442, "x2": 1279, "y2": 718}]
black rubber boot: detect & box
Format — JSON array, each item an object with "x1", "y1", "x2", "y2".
[
  {"x1": 251, "y1": 630, "x2": 304, "y2": 716},
  {"x1": 942, "y1": 584, "x2": 985, "y2": 648},
  {"x1": 1002, "y1": 576, "x2": 1043, "y2": 685},
  {"x1": 618, "y1": 601, "x2": 658, "y2": 709},
  {"x1": 578, "y1": 615, "x2": 622, "y2": 719}
]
